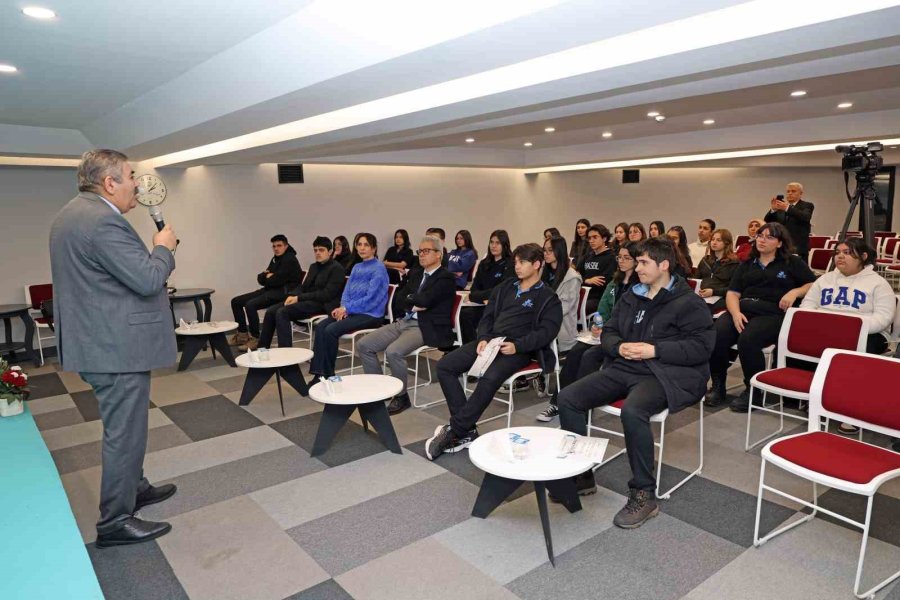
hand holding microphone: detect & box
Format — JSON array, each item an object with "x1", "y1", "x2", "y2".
[{"x1": 149, "y1": 205, "x2": 178, "y2": 251}]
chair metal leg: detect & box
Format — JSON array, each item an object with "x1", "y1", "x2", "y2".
[
  {"x1": 412, "y1": 351, "x2": 443, "y2": 409},
  {"x1": 853, "y1": 496, "x2": 900, "y2": 599},
  {"x1": 655, "y1": 401, "x2": 704, "y2": 500},
  {"x1": 746, "y1": 387, "x2": 786, "y2": 452}
]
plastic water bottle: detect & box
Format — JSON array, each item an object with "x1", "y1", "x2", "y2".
[{"x1": 591, "y1": 313, "x2": 604, "y2": 339}]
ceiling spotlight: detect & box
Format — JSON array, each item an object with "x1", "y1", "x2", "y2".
[
  {"x1": 544, "y1": 127, "x2": 555, "y2": 133},
  {"x1": 601, "y1": 132, "x2": 613, "y2": 138},
  {"x1": 703, "y1": 119, "x2": 715, "y2": 125},
  {"x1": 654, "y1": 115, "x2": 666, "y2": 122},
  {"x1": 837, "y1": 102, "x2": 853, "y2": 109},
  {"x1": 22, "y1": 6, "x2": 56, "y2": 19},
  {"x1": 647, "y1": 111, "x2": 660, "y2": 118},
  {"x1": 523, "y1": 142, "x2": 533, "y2": 147},
  {"x1": 790, "y1": 90, "x2": 807, "y2": 97},
  {"x1": 0, "y1": 64, "x2": 18, "y2": 73},
  {"x1": 465, "y1": 137, "x2": 475, "y2": 143}
]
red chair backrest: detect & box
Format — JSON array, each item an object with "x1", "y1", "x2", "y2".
[
  {"x1": 808, "y1": 248, "x2": 832, "y2": 271},
  {"x1": 735, "y1": 235, "x2": 750, "y2": 247},
  {"x1": 28, "y1": 284, "x2": 53, "y2": 309},
  {"x1": 817, "y1": 351, "x2": 900, "y2": 432},
  {"x1": 875, "y1": 231, "x2": 897, "y2": 238},
  {"x1": 808, "y1": 236, "x2": 830, "y2": 250},
  {"x1": 784, "y1": 309, "x2": 865, "y2": 361},
  {"x1": 885, "y1": 238, "x2": 900, "y2": 258},
  {"x1": 451, "y1": 293, "x2": 463, "y2": 328},
  {"x1": 686, "y1": 278, "x2": 699, "y2": 291},
  {"x1": 825, "y1": 239, "x2": 839, "y2": 249}
]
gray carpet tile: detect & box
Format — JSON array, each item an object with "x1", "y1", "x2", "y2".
[
  {"x1": 71, "y1": 389, "x2": 102, "y2": 421},
  {"x1": 207, "y1": 373, "x2": 249, "y2": 394},
  {"x1": 287, "y1": 472, "x2": 479, "y2": 575},
  {"x1": 814, "y1": 489, "x2": 900, "y2": 547},
  {"x1": 159, "y1": 394, "x2": 264, "y2": 441},
  {"x1": 140, "y1": 445, "x2": 327, "y2": 521},
  {"x1": 52, "y1": 424, "x2": 192, "y2": 475},
  {"x1": 507, "y1": 513, "x2": 744, "y2": 600},
  {"x1": 270, "y1": 412, "x2": 389, "y2": 467},
  {"x1": 283, "y1": 579, "x2": 355, "y2": 600},
  {"x1": 26, "y1": 371, "x2": 69, "y2": 399},
  {"x1": 33, "y1": 406, "x2": 84, "y2": 431},
  {"x1": 86, "y1": 540, "x2": 189, "y2": 600}
]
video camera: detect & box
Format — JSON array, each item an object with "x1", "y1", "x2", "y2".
[{"x1": 835, "y1": 142, "x2": 883, "y2": 175}]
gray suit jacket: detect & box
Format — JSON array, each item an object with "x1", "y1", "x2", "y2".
[{"x1": 49, "y1": 192, "x2": 177, "y2": 373}]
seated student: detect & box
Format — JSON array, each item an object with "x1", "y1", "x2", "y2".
[
  {"x1": 666, "y1": 226, "x2": 694, "y2": 277},
  {"x1": 537, "y1": 242, "x2": 639, "y2": 422},
  {"x1": 570, "y1": 218, "x2": 591, "y2": 265},
  {"x1": 256, "y1": 237, "x2": 345, "y2": 351},
  {"x1": 648, "y1": 221, "x2": 665, "y2": 239},
  {"x1": 426, "y1": 243, "x2": 562, "y2": 460},
  {"x1": 611, "y1": 222, "x2": 629, "y2": 252},
  {"x1": 577, "y1": 224, "x2": 617, "y2": 315},
  {"x1": 688, "y1": 218, "x2": 716, "y2": 267},
  {"x1": 628, "y1": 222, "x2": 647, "y2": 243},
  {"x1": 357, "y1": 235, "x2": 456, "y2": 415},
  {"x1": 383, "y1": 229, "x2": 415, "y2": 285},
  {"x1": 426, "y1": 227, "x2": 450, "y2": 268},
  {"x1": 308, "y1": 233, "x2": 388, "y2": 383},
  {"x1": 543, "y1": 227, "x2": 561, "y2": 241},
  {"x1": 347, "y1": 233, "x2": 365, "y2": 270},
  {"x1": 448, "y1": 230, "x2": 478, "y2": 290},
  {"x1": 696, "y1": 228, "x2": 740, "y2": 313},
  {"x1": 332, "y1": 235, "x2": 354, "y2": 271},
  {"x1": 735, "y1": 219, "x2": 763, "y2": 261},
  {"x1": 557, "y1": 238, "x2": 715, "y2": 529},
  {"x1": 229, "y1": 234, "x2": 303, "y2": 347},
  {"x1": 459, "y1": 230, "x2": 515, "y2": 343},
  {"x1": 707, "y1": 222, "x2": 816, "y2": 411}
]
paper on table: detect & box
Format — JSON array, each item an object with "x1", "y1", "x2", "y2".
[
  {"x1": 557, "y1": 434, "x2": 608, "y2": 463},
  {"x1": 576, "y1": 332, "x2": 603, "y2": 345}
]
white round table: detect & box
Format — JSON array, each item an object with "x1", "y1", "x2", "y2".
[
  {"x1": 308, "y1": 374, "x2": 403, "y2": 456},
  {"x1": 174, "y1": 320, "x2": 238, "y2": 371},
  {"x1": 236, "y1": 347, "x2": 313, "y2": 416},
  {"x1": 468, "y1": 427, "x2": 599, "y2": 567}
]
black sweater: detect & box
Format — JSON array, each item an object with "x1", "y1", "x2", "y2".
[
  {"x1": 578, "y1": 248, "x2": 617, "y2": 300},
  {"x1": 468, "y1": 256, "x2": 516, "y2": 304},
  {"x1": 289, "y1": 259, "x2": 346, "y2": 313},
  {"x1": 257, "y1": 246, "x2": 303, "y2": 294}
]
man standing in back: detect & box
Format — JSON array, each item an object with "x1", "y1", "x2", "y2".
[
  {"x1": 50, "y1": 150, "x2": 179, "y2": 547},
  {"x1": 764, "y1": 182, "x2": 814, "y2": 260}
]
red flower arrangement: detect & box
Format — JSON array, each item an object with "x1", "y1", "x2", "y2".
[{"x1": 0, "y1": 358, "x2": 29, "y2": 399}]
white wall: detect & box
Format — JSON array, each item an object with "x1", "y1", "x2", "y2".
[{"x1": 0, "y1": 162, "x2": 864, "y2": 347}]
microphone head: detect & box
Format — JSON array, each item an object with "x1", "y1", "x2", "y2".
[{"x1": 148, "y1": 205, "x2": 163, "y2": 220}]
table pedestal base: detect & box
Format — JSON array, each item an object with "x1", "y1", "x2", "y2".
[
  {"x1": 178, "y1": 333, "x2": 236, "y2": 371},
  {"x1": 238, "y1": 365, "x2": 309, "y2": 416},
  {"x1": 472, "y1": 473, "x2": 582, "y2": 566},
  {"x1": 311, "y1": 401, "x2": 402, "y2": 456}
]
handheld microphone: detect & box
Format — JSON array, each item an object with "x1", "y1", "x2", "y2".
[{"x1": 148, "y1": 205, "x2": 166, "y2": 231}]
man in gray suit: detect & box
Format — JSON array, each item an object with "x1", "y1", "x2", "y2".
[{"x1": 50, "y1": 149, "x2": 179, "y2": 548}]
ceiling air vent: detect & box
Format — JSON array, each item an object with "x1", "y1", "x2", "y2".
[{"x1": 277, "y1": 164, "x2": 304, "y2": 184}]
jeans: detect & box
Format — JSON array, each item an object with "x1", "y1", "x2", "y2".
[
  {"x1": 309, "y1": 314, "x2": 384, "y2": 377},
  {"x1": 231, "y1": 288, "x2": 285, "y2": 337}
]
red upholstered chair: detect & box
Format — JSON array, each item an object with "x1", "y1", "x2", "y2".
[
  {"x1": 735, "y1": 235, "x2": 750, "y2": 247},
  {"x1": 687, "y1": 278, "x2": 700, "y2": 292},
  {"x1": 808, "y1": 248, "x2": 834, "y2": 276},
  {"x1": 337, "y1": 284, "x2": 396, "y2": 374},
  {"x1": 876, "y1": 238, "x2": 900, "y2": 268},
  {"x1": 587, "y1": 395, "x2": 704, "y2": 499},
  {"x1": 577, "y1": 286, "x2": 590, "y2": 331},
  {"x1": 753, "y1": 349, "x2": 900, "y2": 599},
  {"x1": 746, "y1": 308, "x2": 866, "y2": 451},
  {"x1": 807, "y1": 235, "x2": 831, "y2": 250},
  {"x1": 825, "y1": 238, "x2": 840, "y2": 250},
  {"x1": 24, "y1": 284, "x2": 54, "y2": 366}
]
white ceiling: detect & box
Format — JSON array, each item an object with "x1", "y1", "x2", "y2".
[{"x1": 2, "y1": 0, "x2": 900, "y2": 170}]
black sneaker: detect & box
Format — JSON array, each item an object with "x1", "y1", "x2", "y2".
[
  {"x1": 549, "y1": 470, "x2": 597, "y2": 503},
  {"x1": 446, "y1": 428, "x2": 479, "y2": 453},
  {"x1": 425, "y1": 425, "x2": 460, "y2": 460},
  {"x1": 387, "y1": 393, "x2": 411, "y2": 416},
  {"x1": 535, "y1": 403, "x2": 559, "y2": 422},
  {"x1": 532, "y1": 375, "x2": 548, "y2": 398},
  {"x1": 613, "y1": 488, "x2": 659, "y2": 529},
  {"x1": 729, "y1": 387, "x2": 751, "y2": 413}
]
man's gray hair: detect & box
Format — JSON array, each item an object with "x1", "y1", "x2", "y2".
[
  {"x1": 77, "y1": 149, "x2": 128, "y2": 192},
  {"x1": 787, "y1": 181, "x2": 804, "y2": 193},
  {"x1": 421, "y1": 234, "x2": 443, "y2": 254}
]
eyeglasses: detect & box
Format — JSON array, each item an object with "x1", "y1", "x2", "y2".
[
  {"x1": 616, "y1": 255, "x2": 634, "y2": 262},
  {"x1": 756, "y1": 234, "x2": 778, "y2": 241},
  {"x1": 418, "y1": 248, "x2": 440, "y2": 254}
]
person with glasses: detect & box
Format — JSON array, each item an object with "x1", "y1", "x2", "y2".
[
  {"x1": 459, "y1": 230, "x2": 515, "y2": 343},
  {"x1": 229, "y1": 234, "x2": 303, "y2": 349},
  {"x1": 707, "y1": 222, "x2": 816, "y2": 411},
  {"x1": 577, "y1": 224, "x2": 617, "y2": 315}
]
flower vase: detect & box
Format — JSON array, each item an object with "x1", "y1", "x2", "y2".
[{"x1": 0, "y1": 395, "x2": 24, "y2": 417}]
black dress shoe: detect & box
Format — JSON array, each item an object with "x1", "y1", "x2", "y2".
[
  {"x1": 95, "y1": 517, "x2": 172, "y2": 548},
  {"x1": 134, "y1": 483, "x2": 177, "y2": 511},
  {"x1": 387, "y1": 394, "x2": 411, "y2": 415}
]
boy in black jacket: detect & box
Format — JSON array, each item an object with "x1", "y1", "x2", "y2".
[
  {"x1": 427, "y1": 243, "x2": 562, "y2": 460},
  {"x1": 577, "y1": 224, "x2": 617, "y2": 315},
  {"x1": 256, "y1": 236, "x2": 345, "y2": 350},
  {"x1": 558, "y1": 238, "x2": 714, "y2": 529},
  {"x1": 230, "y1": 234, "x2": 303, "y2": 347},
  {"x1": 357, "y1": 234, "x2": 457, "y2": 415}
]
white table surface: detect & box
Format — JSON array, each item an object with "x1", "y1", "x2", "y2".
[
  {"x1": 469, "y1": 427, "x2": 599, "y2": 482},
  {"x1": 235, "y1": 347, "x2": 314, "y2": 369},
  {"x1": 175, "y1": 320, "x2": 238, "y2": 335},
  {"x1": 309, "y1": 374, "x2": 403, "y2": 406}
]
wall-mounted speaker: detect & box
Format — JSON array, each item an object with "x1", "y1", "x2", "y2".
[
  {"x1": 622, "y1": 169, "x2": 640, "y2": 184},
  {"x1": 277, "y1": 164, "x2": 304, "y2": 184}
]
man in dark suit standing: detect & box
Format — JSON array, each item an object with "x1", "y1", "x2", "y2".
[
  {"x1": 764, "y1": 182, "x2": 815, "y2": 260},
  {"x1": 357, "y1": 234, "x2": 457, "y2": 415},
  {"x1": 50, "y1": 150, "x2": 179, "y2": 548}
]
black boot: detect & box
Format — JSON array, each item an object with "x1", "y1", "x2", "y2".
[
  {"x1": 730, "y1": 386, "x2": 751, "y2": 413},
  {"x1": 706, "y1": 372, "x2": 727, "y2": 407}
]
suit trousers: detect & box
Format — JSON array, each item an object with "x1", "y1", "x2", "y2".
[
  {"x1": 437, "y1": 341, "x2": 532, "y2": 437},
  {"x1": 258, "y1": 300, "x2": 324, "y2": 349},
  {"x1": 231, "y1": 288, "x2": 284, "y2": 337},
  {"x1": 558, "y1": 367, "x2": 668, "y2": 491},
  {"x1": 79, "y1": 371, "x2": 152, "y2": 534},
  {"x1": 357, "y1": 319, "x2": 425, "y2": 390},
  {"x1": 309, "y1": 314, "x2": 384, "y2": 377}
]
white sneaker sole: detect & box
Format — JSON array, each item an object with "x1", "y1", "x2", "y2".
[{"x1": 424, "y1": 425, "x2": 446, "y2": 461}]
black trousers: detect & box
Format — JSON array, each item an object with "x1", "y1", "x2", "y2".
[
  {"x1": 437, "y1": 341, "x2": 532, "y2": 437},
  {"x1": 551, "y1": 341, "x2": 606, "y2": 405},
  {"x1": 459, "y1": 306, "x2": 485, "y2": 345},
  {"x1": 709, "y1": 313, "x2": 784, "y2": 386},
  {"x1": 258, "y1": 300, "x2": 325, "y2": 349},
  {"x1": 558, "y1": 366, "x2": 668, "y2": 491},
  {"x1": 231, "y1": 288, "x2": 285, "y2": 337}
]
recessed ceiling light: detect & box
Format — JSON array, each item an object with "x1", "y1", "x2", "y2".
[
  {"x1": 647, "y1": 111, "x2": 660, "y2": 118},
  {"x1": 523, "y1": 142, "x2": 533, "y2": 147},
  {"x1": 22, "y1": 6, "x2": 56, "y2": 19},
  {"x1": 601, "y1": 132, "x2": 613, "y2": 138},
  {"x1": 465, "y1": 137, "x2": 475, "y2": 143},
  {"x1": 890, "y1": 146, "x2": 898, "y2": 150},
  {"x1": 654, "y1": 115, "x2": 666, "y2": 122},
  {"x1": 703, "y1": 119, "x2": 715, "y2": 125},
  {"x1": 790, "y1": 90, "x2": 807, "y2": 97},
  {"x1": 0, "y1": 64, "x2": 18, "y2": 73},
  {"x1": 837, "y1": 102, "x2": 853, "y2": 109},
  {"x1": 544, "y1": 127, "x2": 555, "y2": 133}
]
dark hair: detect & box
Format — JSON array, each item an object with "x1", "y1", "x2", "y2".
[
  {"x1": 392, "y1": 229, "x2": 410, "y2": 249},
  {"x1": 271, "y1": 234, "x2": 288, "y2": 244},
  {"x1": 587, "y1": 224, "x2": 611, "y2": 242},
  {"x1": 613, "y1": 242, "x2": 639, "y2": 284},
  {"x1": 636, "y1": 237, "x2": 678, "y2": 272},
  {"x1": 838, "y1": 238, "x2": 877, "y2": 267},
  {"x1": 628, "y1": 223, "x2": 647, "y2": 241},
  {"x1": 649, "y1": 221, "x2": 666, "y2": 238},
  {"x1": 312, "y1": 236, "x2": 332, "y2": 251},
  {"x1": 544, "y1": 227, "x2": 561, "y2": 239},
  {"x1": 751, "y1": 222, "x2": 794, "y2": 260},
  {"x1": 426, "y1": 227, "x2": 446, "y2": 240},
  {"x1": 333, "y1": 236, "x2": 350, "y2": 257},
  {"x1": 701, "y1": 218, "x2": 717, "y2": 231},
  {"x1": 543, "y1": 236, "x2": 570, "y2": 290},
  {"x1": 666, "y1": 226, "x2": 692, "y2": 272},
  {"x1": 513, "y1": 242, "x2": 545, "y2": 265},
  {"x1": 355, "y1": 232, "x2": 378, "y2": 257},
  {"x1": 488, "y1": 229, "x2": 512, "y2": 260},
  {"x1": 455, "y1": 229, "x2": 476, "y2": 254}
]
